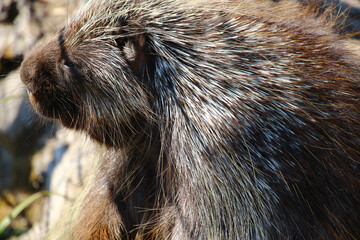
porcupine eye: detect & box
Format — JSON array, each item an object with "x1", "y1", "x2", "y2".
[
  {"x1": 62, "y1": 60, "x2": 82, "y2": 82},
  {"x1": 62, "y1": 57, "x2": 77, "y2": 71},
  {"x1": 64, "y1": 61, "x2": 76, "y2": 70}
]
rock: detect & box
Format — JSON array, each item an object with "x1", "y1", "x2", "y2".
[{"x1": 16, "y1": 129, "x2": 98, "y2": 240}]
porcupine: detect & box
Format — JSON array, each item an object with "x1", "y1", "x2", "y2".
[{"x1": 20, "y1": 0, "x2": 360, "y2": 239}]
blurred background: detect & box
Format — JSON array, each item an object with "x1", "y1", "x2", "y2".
[
  {"x1": 0, "y1": 0, "x2": 359, "y2": 239},
  {"x1": 0, "y1": 0, "x2": 97, "y2": 239}
]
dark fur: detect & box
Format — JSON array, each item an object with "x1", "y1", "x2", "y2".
[{"x1": 20, "y1": 0, "x2": 360, "y2": 239}]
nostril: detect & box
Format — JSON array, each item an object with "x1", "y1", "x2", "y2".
[{"x1": 26, "y1": 83, "x2": 36, "y2": 94}]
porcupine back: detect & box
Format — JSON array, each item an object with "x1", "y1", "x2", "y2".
[{"x1": 20, "y1": 0, "x2": 360, "y2": 239}]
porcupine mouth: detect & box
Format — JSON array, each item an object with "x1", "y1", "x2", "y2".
[
  {"x1": 27, "y1": 87, "x2": 83, "y2": 131},
  {"x1": 26, "y1": 88, "x2": 60, "y2": 120}
]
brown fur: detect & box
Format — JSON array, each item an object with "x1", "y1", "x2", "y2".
[{"x1": 20, "y1": 0, "x2": 360, "y2": 239}]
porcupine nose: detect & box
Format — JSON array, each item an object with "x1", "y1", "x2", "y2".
[{"x1": 20, "y1": 54, "x2": 38, "y2": 94}]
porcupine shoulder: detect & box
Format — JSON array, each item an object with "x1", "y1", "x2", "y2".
[{"x1": 20, "y1": 0, "x2": 360, "y2": 239}]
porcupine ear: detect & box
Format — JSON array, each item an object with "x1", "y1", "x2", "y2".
[{"x1": 122, "y1": 34, "x2": 151, "y2": 79}]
